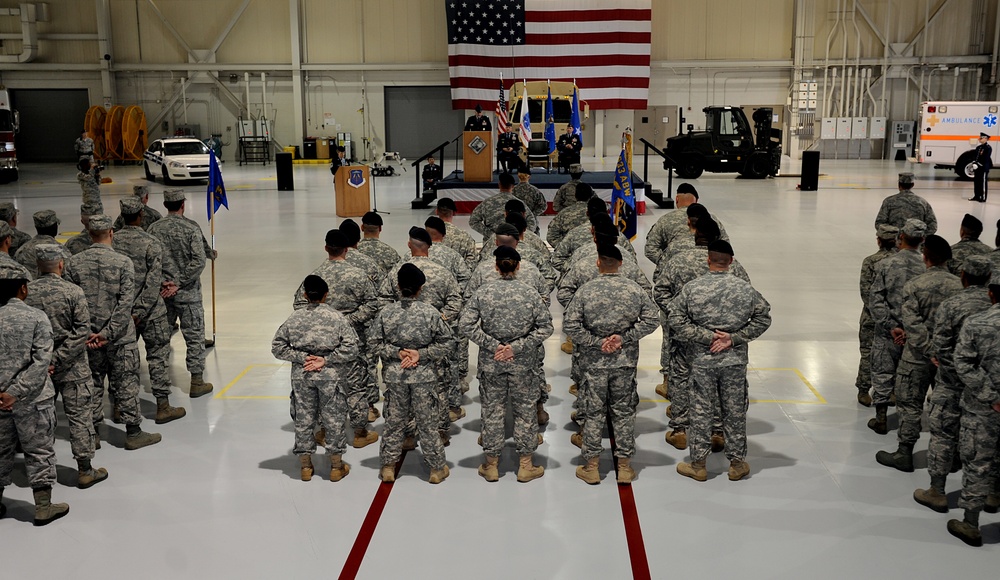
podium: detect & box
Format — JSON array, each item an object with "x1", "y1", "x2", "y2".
[
  {"x1": 334, "y1": 165, "x2": 372, "y2": 217},
  {"x1": 463, "y1": 131, "x2": 493, "y2": 182}
]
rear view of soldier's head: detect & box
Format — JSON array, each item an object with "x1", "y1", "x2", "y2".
[
  {"x1": 397, "y1": 263, "x2": 426, "y2": 298},
  {"x1": 575, "y1": 182, "x2": 595, "y2": 202},
  {"x1": 900, "y1": 218, "x2": 927, "y2": 249},
  {"x1": 407, "y1": 226, "x2": 432, "y2": 256},
  {"x1": 498, "y1": 172, "x2": 516, "y2": 191},
  {"x1": 707, "y1": 240, "x2": 735, "y2": 269},
  {"x1": 504, "y1": 213, "x2": 527, "y2": 239},
  {"x1": 302, "y1": 274, "x2": 329, "y2": 304},
  {"x1": 596, "y1": 244, "x2": 622, "y2": 272},
  {"x1": 424, "y1": 216, "x2": 447, "y2": 243},
  {"x1": 876, "y1": 224, "x2": 898, "y2": 250},
  {"x1": 676, "y1": 183, "x2": 699, "y2": 208},
  {"x1": 86, "y1": 214, "x2": 114, "y2": 244},
  {"x1": 504, "y1": 199, "x2": 526, "y2": 217},
  {"x1": 493, "y1": 245, "x2": 521, "y2": 277},
  {"x1": 0, "y1": 271, "x2": 28, "y2": 306},
  {"x1": 339, "y1": 219, "x2": 362, "y2": 248},
  {"x1": 960, "y1": 213, "x2": 983, "y2": 241},
  {"x1": 32, "y1": 210, "x2": 60, "y2": 238},
  {"x1": 694, "y1": 217, "x2": 721, "y2": 247},
  {"x1": 362, "y1": 212, "x2": 383, "y2": 237},
  {"x1": 324, "y1": 229, "x2": 349, "y2": 258},
  {"x1": 897, "y1": 172, "x2": 915, "y2": 191},
  {"x1": 494, "y1": 223, "x2": 520, "y2": 248},
  {"x1": 35, "y1": 245, "x2": 66, "y2": 276},
  {"x1": 961, "y1": 255, "x2": 992, "y2": 288},
  {"x1": 921, "y1": 235, "x2": 951, "y2": 268}
]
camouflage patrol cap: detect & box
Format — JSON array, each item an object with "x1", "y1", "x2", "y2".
[
  {"x1": 898, "y1": 172, "x2": 915, "y2": 186},
  {"x1": 570, "y1": 164, "x2": 584, "y2": 174},
  {"x1": 35, "y1": 244, "x2": 68, "y2": 263},
  {"x1": 424, "y1": 216, "x2": 447, "y2": 236},
  {"x1": 120, "y1": 197, "x2": 144, "y2": 215},
  {"x1": 132, "y1": 185, "x2": 150, "y2": 197},
  {"x1": 362, "y1": 211, "x2": 383, "y2": 226},
  {"x1": 962, "y1": 255, "x2": 992, "y2": 278},
  {"x1": 901, "y1": 218, "x2": 927, "y2": 238},
  {"x1": 163, "y1": 189, "x2": 186, "y2": 202},
  {"x1": 86, "y1": 214, "x2": 113, "y2": 232},
  {"x1": 0, "y1": 202, "x2": 16, "y2": 222},
  {"x1": 597, "y1": 244, "x2": 622, "y2": 262},
  {"x1": 0, "y1": 266, "x2": 27, "y2": 280},
  {"x1": 81, "y1": 203, "x2": 101, "y2": 217},
  {"x1": 876, "y1": 224, "x2": 899, "y2": 240},
  {"x1": 493, "y1": 245, "x2": 520, "y2": 261},
  {"x1": 33, "y1": 210, "x2": 60, "y2": 229},
  {"x1": 494, "y1": 222, "x2": 520, "y2": 238},
  {"x1": 408, "y1": 226, "x2": 432, "y2": 246},
  {"x1": 0, "y1": 221, "x2": 11, "y2": 238}
]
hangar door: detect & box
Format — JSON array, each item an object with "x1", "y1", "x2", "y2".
[
  {"x1": 10, "y1": 89, "x2": 91, "y2": 162},
  {"x1": 385, "y1": 86, "x2": 466, "y2": 159}
]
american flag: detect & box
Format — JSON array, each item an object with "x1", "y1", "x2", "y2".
[
  {"x1": 495, "y1": 79, "x2": 508, "y2": 136},
  {"x1": 446, "y1": 0, "x2": 651, "y2": 110}
]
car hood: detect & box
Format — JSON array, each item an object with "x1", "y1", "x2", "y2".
[{"x1": 166, "y1": 155, "x2": 211, "y2": 165}]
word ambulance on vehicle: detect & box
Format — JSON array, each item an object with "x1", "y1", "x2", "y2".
[{"x1": 917, "y1": 101, "x2": 1000, "y2": 179}]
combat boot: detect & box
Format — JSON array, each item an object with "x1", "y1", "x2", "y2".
[
  {"x1": 448, "y1": 406, "x2": 466, "y2": 422},
  {"x1": 570, "y1": 432, "x2": 583, "y2": 449},
  {"x1": 124, "y1": 427, "x2": 162, "y2": 450},
  {"x1": 876, "y1": 443, "x2": 914, "y2": 472},
  {"x1": 329, "y1": 455, "x2": 351, "y2": 482},
  {"x1": 616, "y1": 458, "x2": 636, "y2": 484},
  {"x1": 947, "y1": 511, "x2": 982, "y2": 547},
  {"x1": 655, "y1": 376, "x2": 668, "y2": 400},
  {"x1": 665, "y1": 405, "x2": 673, "y2": 419},
  {"x1": 76, "y1": 459, "x2": 108, "y2": 489},
  {"x1": 913, "y1": 486, "x2": 948, "y2": 513},
  {"x1": 428, "y1": 465, "x2": 450, "y2": 484},
  {"x1": 517, "y1": 455, "x2": 544, "y2": 483},
  {"x1": 32, "y1": 487, "x2": 69, "y2": 526},
  {"x1": 569, "y1": 383, "x2": 578, "y2": 396},
  {"x1": 439, "y1": 430, "x2": 451, "y2": 447},
  {"x1": 561, "y1": 337, "x2": 573, "y2": 354},
  {"x1": 576, "y1": 457, "x2": 600, "y2": 485},
  {"x1": 189, "y1": 374, "x2": 214, "y2": 398},
  {"x1": 314, "y1": 428, "x2": 326, "y2": 446},
  {"x1": 155, "y1": 397, "x2": 186, "y2": 424},
  {"x1": 570, "y1": 410, "x2": 579, "y2": 424},
  {"x1": 867, "y1": 404, "x2": 888, "y2": 435},
  {"x1": 368, "y1": 405, "x2": 380, "y2": 423},
  {"x1": 711, "y1": 432, "x2": 725, "y2": 453},
  {"x1": 352, "y1": 428, "x2": 379, "y2": 449},
  {"x1": 857, "y1": 390, "x2": 872, "y2": 407},
  {"x1": 477, "y1": 434, "x2": 483, "y2": 446},
  {"x1": 677, "y1": 459, "x2": 707, "y2": 482},
  {"x1": 461, "y1": 376, "x2": 471, "y2": 393},
  {"x1": 664, "y1": 429, "x2": 687, "y2": 450},
  {"x1": 401, "y1": 435, "x2": 417, "y2": 451},
  {"x1": 379, "y1": 465, "x2": 395, "y2": 483},
  {"x1": 889, "y1": 392, "x2": 896, "y2": 407},
  {"x1": 536, "y1": 433, "x2": 544, "y2": 446},
  {"x1": 986, "y1": 494, "x2": 1000, "y2": 514},
  {"x1": 536, "y1": 402, "x2": 549, "y2": 425},
  {"x1": 112, "y1": 403, "x2": 122, "y2": 424},
  {"x1": 478, "y1": 455, "x2": 500, "y2": 482},
  {"x1": 728, "y1": 459, "x2": 751, "y2": 481},
  {"x1": 0, "y1": 488, "x2": 5, "y2": 519},
  {"x1": 300, "y1": 455, "x2": 314, "y2": 482}
]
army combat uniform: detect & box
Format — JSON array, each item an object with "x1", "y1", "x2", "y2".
[
  {"x1": 1, "y1": 202, "x2": 32, "y2": 258},
  {"x1": 442, "y1": 222, "x2": 479, "y2": 271},
  {"x1": 357, "y1": 237, "x2": 402, "y2": 275},
  {"x1": 856, "y1": 226, "x2": 898, "y2": 399},
  {"x1": 512, "y1": 181, "x2": 547, "y2": 218},
  {"x1": 468, "y1": 192, "x2": 538, "y2": 239},
  {"x1": 873, "y1": 177, "x2": 937, "y2": 235},
  {"x1": 546, "y1": 200, "x2": 590, "y2": 249}
]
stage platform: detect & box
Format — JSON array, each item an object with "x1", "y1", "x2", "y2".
[{"x1": 415, "y1": 169, "x2": 650, "y2": 214}]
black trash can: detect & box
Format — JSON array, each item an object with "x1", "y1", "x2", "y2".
[
  {"x1": 303, "y1": 139, "x2": 317, "y2": 160},
  {"x1": 800, "y1": 150, "x2": 820, "y2": 191},
  {"x1": 276, "y1": 152, "x2": 294, "y2": 191}
]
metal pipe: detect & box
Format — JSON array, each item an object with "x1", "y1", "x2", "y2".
[
  {"x1": 181, "y1": 78, "x2": 188, "y2": 124},
  {"x1": 866, "y1": 69, "x2": 878, "y2": 114},
  {"x1": 852, "y1": 0, "x2": 862, "y2": 117},
  {"x1": 830, "y1": 67, "x2": 839, "y2": 117},
  {"x1": 261, "y1": 72, "x2": 267, "y2": 120},
  {"x1": 881, "y1": 0, "x2": 890, "y2": 117},
  {"x1": 844, "y1": 67, "x2": 852, "y2": 117},
  {"x1": 993, "y1": 0, "x2": 1000, "y2": 88},
  {"x1": 245, "y1": 72, "x2": 251, "y2": 118},
  {"x1": 822, "y1": 0, "x2": 842, "y2": 118},
  {"x1": 953, "y1": 66, "x2": 960, "y2": 99},
  {"x1": 0, "y1": 3, "x2": 38, "y2": 63},
  {"x1": 840, "y1": 0, "x2": 849, "y2": 116}
]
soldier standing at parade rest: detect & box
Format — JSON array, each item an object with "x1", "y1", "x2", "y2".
[
  {"x1": 357, "y1": 211, "x2": 402, "y2": 275},
  {"x1": 948, "y1": 214, "x2": 992, "y2": 276},
  {"x1": 874, "y1": 172, "x2": 937, "y2": 235},
  {"x1": 273, "y1": 275, "x2": 360, "y2": 483},
  {"x1": 113, "y1": 185, "x2": 163, "y2": 232},
  {"x1": 15, "y1": 210, "x2": 64, "y2": 279},
  {"x1": 513, "y1": 167, "x2": 548, "y2": 217},
  {"x1": 556, "y1": 125, "x2": 581, "y2": 173},
  {"x1": 0, "y1": 222, "x2": 32, "y2": 280},
  {"x1": 0, "y1": 202, "x2": 31, "y2": 259},
  {"x1": 855, "y1": 224, "x2": 899, "y2": 407},
  {"x1": 433, "y1": 198, "x2": 479, "y2": 271},
  {"x1": 464, "y1": 104, "x2": 492, "y2": 132},
  {"x1": 970, "y1": 132, "x2": 992, "y2": 202},
  {"x1": 75, "y1": 130, "x2": 94, "y2": 162},
  {"x1": 0, "y1": 270, "x2": 71, "y2": 525},
  {"x1": 77, "y1": 158, "x2": 104, "y2": 215}
]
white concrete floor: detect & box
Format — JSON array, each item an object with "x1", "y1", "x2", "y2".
[{"x1": 1, "y1": 155, "x2": 999, "y2": 578}]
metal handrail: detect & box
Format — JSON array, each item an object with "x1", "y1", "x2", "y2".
[
  {"x1": 411, "y1": 133, "x2": 463, "y2": 199},
  {"x1": 638, "y1": 137, "x2": 677, "y2": 199}
]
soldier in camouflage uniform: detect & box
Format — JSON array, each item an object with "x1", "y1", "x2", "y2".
[
  {"x1": 339, "y1": 219, "x2": 383, "y2": 289},
  {"x1": 671, "y1": 240, "x2": 772, "y2": 482},
  {"x1": 876, "y1": 235, "x2": 962, "y2": 472},
  {"x1": 372, "y1": 264, "x2": 453, "y2": 484},
  {"x1": 946, "y1": 274, "x2": 1000, "y2": 547},
  {"x1": 552, "y1": 164, "x2": 584, "y2": 213},
  {"x1": 294, "y1": 229, "x2": 379, "y2": 447},
  {"x1": 644, "y1": 184, "x2": 698, "y2": 267},
  {"x1": 0, "y1": 221, "x2": 33, "y2": 280},
  {"x1": 460, "y1": 246, "x2": 553, "y2": 483},
  {"x1": 478, "y1": 210, "x2": 551, "y2": 264},
  {"x1": 546, "y1": 182, "x2": 595, "y2": 249},
  {"x1": 433, "y1": 198, "x2": 479, "y2": 271},
  {"x1": 113, "y1": 185, "x2": 163, "y2": 232},
  {"x1": 64, "y1": 205, "x2": 100, "y2": 256},
  {"x1": 914, "y1": 255, "x2": 993, "y2": 512},
  {"x1": 148, "y1": 190, "x2": 214, "y2": 398},
  {"x1": 487, "y1": 217, "x2": 558, "y2": 289},
  {"x1": 426, "y1": 216, "x2": 473, "y2": 409},
  {"x1": 656, "y1": 218, "x2": 749, "y2": 451},
  {"x1": 0, "y1": 202, "x2": 32, "y2": 258},
  {"x1": 0, "y1": 271, "x2": 71, "y2": 525},
  {"x1": 76, "y1": 158, "x2": 104, "y2": 214},
  {"x1": 357, "y1": 211, "x2": 401, "y2": 275},
  {"x1": 25, "y1": 245, "x2": 108, "y2": 488},
  {"x1": 113, "y1": 198, "x2": 186, "y2": 424},
  {"x1": 513, "y1": 167, "x2": 548, "y2": 218},
  {"x1": 15, "y1": 210, "x2": 64, "y2": 278},
  {"x1": 874, "y1": 172, "x2": 937, "y2": 235},
  {"x1": 947, "y1": 214, "x2": 992, "y2": 276},
  {"x1": 469, "y1": 173, "x2": 538, "y2": 238},
  {"x1": 65, "y1": 214, "x2": 161, "y2": 451},
  {"x1": 565, "y1": 244, "x2": 659, "y2": 485},
  {"x1": 273, "y1": 275, "x2": 360, "y2": 483},
  {"x1": 855, "y1": 224, "x2": 899, "y2": 407},
  {"x1": 552, "y1": 199, "x2": 635, "y2": 273},
  {"x1": 867, "y1": 219, "x2": 929, "y2": 434},
  {"x1": 991, "y1": 219, "x2": 1000, "y2": 271}
]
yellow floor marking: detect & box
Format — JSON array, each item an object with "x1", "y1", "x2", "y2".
[
  {"x1": 214, "y1": 363, "x2": 289, "y2": 400},
  {"x1": 638, "y1": 366, "x2": 827, "y2": 405}
]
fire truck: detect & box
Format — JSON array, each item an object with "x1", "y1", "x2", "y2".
[
  {"x1": 0, "y1": 89, "x2": 18, "y2": 183},
  {"x1": 917, "y1": 101, "x2": 1000, "y2": 179}
]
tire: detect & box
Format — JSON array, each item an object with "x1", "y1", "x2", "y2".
[
  {"x1": 744, "y1": 153, "x2": 771, "y2": 179},
  {"x1": 161, "y1": 165, "x2": 172, "y2": 185},
  {"x1": 144, "y1": 161, "x2": 155, "y2": 181},
  {"x1": 954, "y1": 150, "x2": 976, "y2": 180},
  {"x1": 675, "y1": 155, "x2": 704, "y2": 179}
]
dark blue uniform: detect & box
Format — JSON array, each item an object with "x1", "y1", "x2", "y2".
[
  {"x1": 465, "y1": 114, "x2": 492, "y2": 132},
  {"x1": 973, "y1": 140, "x2": 992, "y2": 202},
  {"x1": 497, "y1": 132, "x2": 522, "y2": 174},
  {"x1": 557, "y1": 132, "x2": 581, "y2": 173}
]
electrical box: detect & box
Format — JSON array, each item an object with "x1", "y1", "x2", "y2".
[
  {"x1": 836, "y1": 117, "x2": 852, "y2": 139},
  {"x1": 870, "y1": 117, "x2": 887, "y2": 139},
  {"x1": 821, "y1": 118, "x2": 837, "y2": 139},
  {"x1": 851, "y1": 117, "x2": 869, "y2": 139},
  {"x1": 892, "y1": 121, "x2": 916, "y2": 158}
]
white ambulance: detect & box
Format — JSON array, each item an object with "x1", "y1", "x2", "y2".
[{"x1": 917, "y1": 101, "x2": 1000, "y2": 179}]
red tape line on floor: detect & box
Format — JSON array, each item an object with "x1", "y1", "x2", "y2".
[
  {"x1": 338, "y1": 449, "x2": 408, "y2": 580},
  {"x1": 608, "y1": 415, "x2": 652, "y2": 580}
]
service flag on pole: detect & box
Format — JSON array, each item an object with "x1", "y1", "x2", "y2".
[
  {"x1": 519, "y1": 83, "x2": 531, "y2": 148},
  {"x1": 570, "y1": 86, "x2": 582, "y2": 138},
  {"x1": 207, "y1": 153, "x2": 228, "y2": 220},
  {"x1": 611, "y1": 146, "x2": 636, "y2": 241},
  {"x1": 544, "y1": 83, "x2": 557, "y2": 154}
]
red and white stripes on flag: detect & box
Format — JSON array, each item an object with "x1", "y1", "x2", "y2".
[
  {"x1": 447, "y1": 0, "x2": 652, "y2": 110},
  {"x1": 495, "y1": 80, "x2": 508, "y2": 136}
]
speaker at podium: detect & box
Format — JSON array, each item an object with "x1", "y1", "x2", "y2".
[{"x1": 334, "y1": 165, "x2": 372, "y2": 217}]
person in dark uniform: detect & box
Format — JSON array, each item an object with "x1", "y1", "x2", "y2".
[
  {"x1": 557, "y1": 126, "x2": 581, "y2": 174},
  {"x1": 971, "y1": 132, "x2": 992, "y2": 202},
  {"x1": 464, "y1": 105, "x2": 492, "y2": 132},
  {"x1": 422, "y1": 156, "x2": 443, "y2": 191},
  {"x1": 330, "y1": 146, "x2": 348, "y2": 176},
  {"x1": 497, "y1": 130, "x2": 522, "y2": 174}
]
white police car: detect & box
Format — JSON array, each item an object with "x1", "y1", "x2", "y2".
[{"x1": 144, "y1": 137, "x2": 214, "y2": 183}]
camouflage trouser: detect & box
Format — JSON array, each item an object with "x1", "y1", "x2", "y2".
[
  {"x1": 165, "y1": 298, "x2": 206, "y2": 375},
  {"x1": 437, "y1": 360, "x2": 454, "y2": 430},
  {"x1": 89, "y1": 341, "x2": 143, "y2": 426},
  {"x1": 535, "y1": 344, "x2": 548, "y2": 405},
  {"x1": 458, "y1": 336, "x2": 470, "y2": 378},
  {"x1": 0, "y1": 401, "x2": 57, "y2": 489},
  {"x1": 689, "y1": 363, "x2": 749, "y2": 463},
  {"x1": 894, "y1": 355, "x2": 935, "y2": 446},
  {"x1": 479, "y1": 371, "x2": 539, "y2": 456},
  {"x1": 958, "y1": 410, "x2": 1000, "y2": 513},
  {"x1": 291, "y1": 377, "x2": 347, "y2": 456},
  {"x1": 926, "y1": 371, "x2": 962, "y2": 480},
  {"x1": 344, "y1": 360, "x2": 369, "y2": 430},
  {"x1": 580, "y1": 367, "x2": 639, "y2": 460},
  {"x1": 54, "y1": 377, "x2": 97, "y2": 461},
  {"x1": 667, "y1": 341, "x2": 722, "y2": 433},
  {"x1": 81, "y1": 190, "x2": 103, "y2": 213},
  {"x1": 870, "y1": 328, "x2": 902, "y2": 405},
  {"x1": 658, "y1": 311, "x2": 670, "y2": 375},
  {"x1": 136, "y1": 311, "x2": 172, "y2": 399},
  {"x1": 855, "y1": 309, "x2": 874, "y2": 392},
  {"x1": 354, "y1": 327, "x2": 379, "y2": 407},
  {"x1": 380, "y1": 381, "x2": 446, "y2": 470}
]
